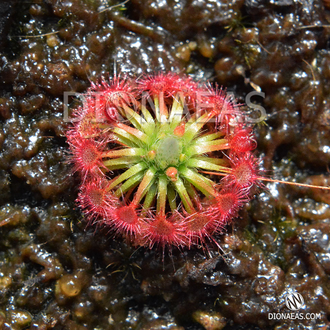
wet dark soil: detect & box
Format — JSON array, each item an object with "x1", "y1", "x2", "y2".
[{"x1": 1, "y1": 0, "x2": 330, "y2": 329}]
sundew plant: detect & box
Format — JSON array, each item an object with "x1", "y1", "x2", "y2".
[{"x1": 66, "y1": 72, "x2": 329, "y2": 251}]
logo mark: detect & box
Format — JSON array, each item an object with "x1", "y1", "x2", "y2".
[{"x1": 285, "y1": 293, "x2": 305, "y2": 311}]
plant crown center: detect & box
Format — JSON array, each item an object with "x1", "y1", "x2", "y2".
[{"x1": 155, "y1": 135, "x2": 182, "y2": 170}]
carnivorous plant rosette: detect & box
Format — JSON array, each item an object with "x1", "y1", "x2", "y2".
[{"x1": 66, "y1": 72, "x2": 260, "y2": 249}]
